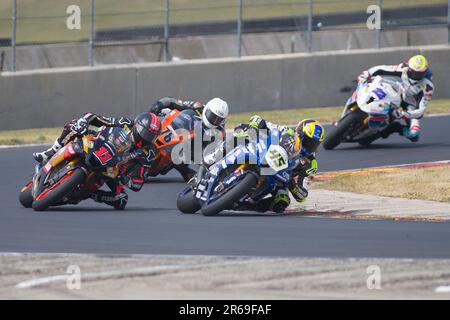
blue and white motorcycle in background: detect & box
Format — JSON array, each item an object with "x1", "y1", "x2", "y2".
[
  {"x1": 176, "y1": 131, "x2": 297, "y2": 216},
  {"x1": 323, "y1": 76, "x2": 404, "y2": 150}
]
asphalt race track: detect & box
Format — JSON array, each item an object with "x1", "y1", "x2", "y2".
[{"x1": 1, "y1": 115, "x2": 449, "y2": 258}]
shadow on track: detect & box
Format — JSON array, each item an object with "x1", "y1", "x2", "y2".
[
  {"x1": 145, "y1": 177, "x2": 184, "y2": 183},
  {"x1": 198, "y1": 210, "x2": 287, "y2": 217},
  {"x1": 45, "y1": 206, "x2": 175, "y2": 213}
]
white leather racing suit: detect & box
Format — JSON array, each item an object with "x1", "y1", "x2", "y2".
[{"x1": 358, "y1": 63, "x2": 434, "y2": 141}]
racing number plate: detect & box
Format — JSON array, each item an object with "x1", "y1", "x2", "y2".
[{"x1": 93, "y1": 146, "x2": 114, "y2": 166}]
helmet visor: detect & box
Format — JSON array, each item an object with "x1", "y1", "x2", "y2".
[
  {"x1": 279, "y1": 134, "x2": 300, "y2": 159},
  {"x1": 301, "y1": 137, "x2": 321, "y2": 155},
  {"x1": 407, "y1": 69, "x2": 426, "y2": 81},
  {"x1": 205, "y1": 108, "x2": 225, "y2": 127},
  {"x1": 133, "y1": 123, "x2": 157, "y2": 147}
]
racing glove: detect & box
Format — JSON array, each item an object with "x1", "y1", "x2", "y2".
[
  {"x1": 248, "y1": 115, "x2": 266, "y2": 130},
  {"x1": 70, "y1": 118, "x2": 89, "y2": 135},
  {"x1": 391, "y1": 109, "x2": 410, "y2": 120},
  {"x1": 247, "y1": 115, "x2": 266, "y2": 141},
  {"x1": 233, "y1": 123, "x2": 250, "y2": 138},
  {"x1": 357, "y1": 70, "x2": 371, "y2": 84},
  {"x1": 183, "y1": 100, "x2": 203, "y2": 110}
]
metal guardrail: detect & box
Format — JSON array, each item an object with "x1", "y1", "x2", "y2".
[{"x1": 1, "y1": 0, "x2": 449, "y2": 71}]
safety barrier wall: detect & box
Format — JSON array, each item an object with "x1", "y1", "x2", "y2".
[{"x1": 1, "y1": 45, "x2": 449, "y2": 130}]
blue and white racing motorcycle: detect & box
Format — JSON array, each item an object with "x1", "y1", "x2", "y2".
[
  {"x1": 323, "y1": 76, "x2": 404, "y2": 150},
  {"x1": 176, "y1": 131, "x2": 298, "y2": 216}
]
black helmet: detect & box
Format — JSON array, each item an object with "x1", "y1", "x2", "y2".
[{"x1": 131, "y1": 112, "x2": 161, "y2": 147}]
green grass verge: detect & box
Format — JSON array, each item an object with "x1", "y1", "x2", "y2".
[
  {"x1": 226, "y1": 98, "x2": 450, "y2": 128},
  {"x1": 226, "y1": 106, "x2": 342, "y2": 129},
  {"x1": 0, "y1": 127, "x2": 61, "y2": 146},
  {"x1": 0, "y1": 99, "x2": 449, "y2": 145},
  {"x1": 313, "y1": 166, "x2": 450, "y2": 202}
]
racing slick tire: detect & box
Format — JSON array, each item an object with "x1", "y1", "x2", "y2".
[
  {"x1": 200, "y1": 173, "x2": 257, "y2": 217},
  {"x1": 32, "y1": 168, "x2": 86, "y2": 211},
  {"x1": 19, "y1": 182, "x2": 33, "y2": 208},
  {"x1": 323, "y1": 112, "x2": 360, "y2": 150},
  {"x1": 177, "y1": 187, "x2": 201, "y2": 214}
]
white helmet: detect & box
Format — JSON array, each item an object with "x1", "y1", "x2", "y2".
[{"x1": 202, "y1": 98, "x2": 229, "y2": 129}]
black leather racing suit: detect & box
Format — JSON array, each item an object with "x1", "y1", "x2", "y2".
[
  {"x1": 149, "y1": 97, "x2": 226, "y2": 181},
  {"x1": 54, "y1": 113, "x2": 157, "y2": 209}
]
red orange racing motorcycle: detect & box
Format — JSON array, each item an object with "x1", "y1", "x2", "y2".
[{"x1": 19, "y1": 126, "x2": 128, "y2": 211}]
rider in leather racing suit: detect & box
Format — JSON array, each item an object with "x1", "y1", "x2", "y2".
[
  {"x1": 149, "y1": 97, "x2": 229, "y2": 181},
  {"x1": 33, "y1": 112, "x2": 161, "y2": 209},
  {"x1": 357, "y1": 54, "x2": 434, "y2": 142},
  {"x1": 232, "y1": 116, "x2": 324, "y2": 213}
]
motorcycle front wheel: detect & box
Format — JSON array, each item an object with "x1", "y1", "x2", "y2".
[
  {"x1": 19, "y1": 182, "x2": 33, "y2": 208},
  {"x1": 200, "y1": 173, "x2": 257, "y2": 216},
  {"x1": 323, "y1": 112, "x2": 361, "y2": 150},
  {"x1": 32, "y1": 168, "x2": 86, "y2": 211},
  {"x1": 177, "y1": 187, "x2": 201, "y2": 214}
]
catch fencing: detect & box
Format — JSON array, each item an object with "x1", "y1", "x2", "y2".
[{"x1": 0, "y1": 0, "x2": 449, "y2": 71}]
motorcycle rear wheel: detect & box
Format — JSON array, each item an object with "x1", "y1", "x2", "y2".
[
  {"x1": 32, "y1": 168, "x2": 86, "y2": 211},
  {"x1": 200, "y1": 173, "x2": 257, "y2": 216}
]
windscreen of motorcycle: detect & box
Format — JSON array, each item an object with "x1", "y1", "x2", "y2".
[{"x1": 358, "y1": 77, "x2": 402, "y2": 114}]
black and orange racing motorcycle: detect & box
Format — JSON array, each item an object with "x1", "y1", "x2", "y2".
[
  {"x1": 19, "y1": 126, "x2": 127, "y2": 211},
  {"x1": 145, "y1": 108, "x2": 198, "y2": 179}
]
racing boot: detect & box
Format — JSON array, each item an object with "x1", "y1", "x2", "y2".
[
  {"x1": 402, "y1": 127, "x2": 420, "y2": 142},
  {"x1": 402, "y1": 120, "x2": 421, "y2": 142},
  {"x1": 269, "y1": 189, "x2": 291, "y2": 213},
  {"x1": 379, "y1": 122, "x2": 405, "y2": 139},
  {"x1": 90, "y1": 189, "x2": 128, "y2": 210},
  {"x1": 33, "y1": 139, "x2": 63, "y2": 164},
  {"x1": 173, "y1": 164, "x2": 197, "y2": 182},
  {"x1": 242, "y1": 190, "x2": 291, "y2": 213},
  {"x1": 231, "y1": 200, "x2": 256, "y2": 212}
]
